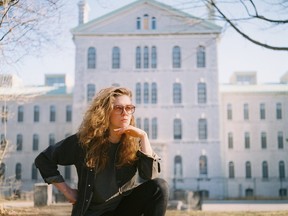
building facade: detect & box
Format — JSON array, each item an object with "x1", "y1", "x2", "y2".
[
  {"x1": 0, "y1": 0, "x2": 287, "y2": 200},
  {"x1": 220, "y1": 72, "x2": 288, "y2": 198}
]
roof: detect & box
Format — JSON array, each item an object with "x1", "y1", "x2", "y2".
[
  {"x1": 220, "y1": 83, "x2": 288, "y2": 93},
  {"x1": 71, "y1": 0, "x2": 222, "y2": 35}
]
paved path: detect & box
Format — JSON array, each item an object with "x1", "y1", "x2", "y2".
[{"x1": 202, "y1": 200, "x2": 288, "y2": 211}]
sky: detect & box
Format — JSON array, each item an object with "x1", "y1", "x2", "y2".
[{"x1": 13, "y1": 0, "x2": 288, "y2": 86}]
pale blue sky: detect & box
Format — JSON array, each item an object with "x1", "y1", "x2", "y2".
[{"x1": 15, "y1": 0, "x2": 288, "y2": 86}]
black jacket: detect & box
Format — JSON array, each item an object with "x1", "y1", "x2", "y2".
[{"x1": 34, "y1": 134, "x2": 161, "y2": 216}]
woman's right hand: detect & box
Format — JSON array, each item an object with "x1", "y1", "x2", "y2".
[{"x1": 53, "y1": 182, "x2": 78, "y2": 204}]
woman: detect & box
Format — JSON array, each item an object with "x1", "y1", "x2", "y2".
[{"x1": 35, "y1": 87, "x2": 169, "y2": 216}]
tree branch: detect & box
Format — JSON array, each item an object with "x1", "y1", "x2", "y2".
[{"x1": 209, "y1": 0, "x2": 288, "y2": 51}]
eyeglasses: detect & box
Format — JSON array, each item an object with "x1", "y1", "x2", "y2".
[{"x1": 113, "y1": 105, "x2": 136, "y2": 115}]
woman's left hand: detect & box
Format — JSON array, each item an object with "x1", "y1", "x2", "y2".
[{"x1": 114, "y1": 125, "x2": 146, "y2": 139}]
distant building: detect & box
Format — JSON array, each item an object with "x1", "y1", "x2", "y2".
[
  {"x1": 220, "y1": 72, "x2": 288, "y2": 198},
  {"x1": 0, "y1": 74, "x2": 73, "y2": 195}
]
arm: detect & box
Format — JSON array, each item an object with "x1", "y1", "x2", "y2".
[
  {"x1": 114, "y1": 126, "x2": 160, "y2": 179},
  {"x1": 34, "y1": 134, "x2": 80, "y2": 202},
  {"x1": 53, "y1": 182, "x2": 78, "y2": 204}
]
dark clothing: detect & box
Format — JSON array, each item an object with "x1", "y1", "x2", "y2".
[
  {"x1": 86, "y1": 178, "x2": 169, "y2": 216},
  {"x1": 34, "y1": 134, "x2": 163, "y2": 216}
]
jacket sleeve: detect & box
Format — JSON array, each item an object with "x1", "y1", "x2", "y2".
[
  {"x1": 136, "y1": 150, "x2": 161, "y2": 180},
  {"x1": 34, "y1": 134, "x2": 80, "y2": 184}
]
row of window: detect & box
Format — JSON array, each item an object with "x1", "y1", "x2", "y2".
[
  {"x1": 173, "y1": 156, "x2": 287, "y2": 180},
  {"x1": 0, "y1": 116, "x2": 208, "y2": 150},
  {"x1": 135, "y1": 117, "x2": 208, "y2": 140},
  {"x1": 136, "y1": 14, "x2": 157, "y2": 30},
  {"x1": 226, "y1": 102, "x2": 284, "y2": 120},
  {"x1": 174, "y1": 155, "x2": 208, "y2": 180},
  {"x1": 227, "y1": 131, "x2": 285, "y2": 149},
  {"x1": 87, "y1": 45, "x2": 206, "y2": 69},
  {"x1": 1, "y1": 105, "x2": 72, "y2": 123},
  {"x1": 87, "y1": 82, "x2": 207, "y2": 104},
  {"x1": 0, "y1": 163, "x2": 71, "y2": 181},
  {"x1": 0, "y1": 133, "x2": 70, "y2": 151},
  {"x1": 228, "y1": 161, "x2": 286, "y2": 179}
]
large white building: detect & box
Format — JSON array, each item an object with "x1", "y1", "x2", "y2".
[{"x1": 0, "y1": 0, "x2": 287, "y2": 201}]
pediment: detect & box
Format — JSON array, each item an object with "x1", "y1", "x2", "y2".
[{"x1": 71, "y1": 0, "x2": 221, "y2": 35}]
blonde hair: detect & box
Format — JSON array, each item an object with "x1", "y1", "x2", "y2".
[{"x1": 78, "y1": 87, "x2": 139, "y2": 170}]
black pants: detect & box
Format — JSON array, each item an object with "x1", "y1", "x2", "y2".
[{"x1": 102, "y1": 178, "x2": 169, "y2": 216}]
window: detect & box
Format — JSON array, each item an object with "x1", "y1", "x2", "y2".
[
  {"x1": 279, "y1": 161, "x2": 285, "y2": 179},
  {"x1": 151, "y1": 82, "x2": 157, "y2": 104},
  {"x1": 262, "y1": 161, "x2": 268, "y2": 179},
  {"x1": 172, "y1": 46, "x2": 181, "y2": 68},
  {"x1": 112, "y1": 47, "x2": 120, "y2": 69},
  {"x1": 143, "y1": 82, "x2": 149, "y2": 104},
  {"x1": 278, "y1": 131, "x2": 284, "y2": 149},
  {"x1": 173, "y1": 83, "x2": 182, "y2": 104},
  {"x1": 0, "y1": 134, "x2": 5, "y2": 145},
  {"x1": 1, "y1": 106, "x2": 8, "y2": 123},
  {"x1": 198, "y1": 118, "x2": 207, "y2": 140},
  {"x1": 173, "y1": 118, "x2": 182, "y2": 140},
  {"x1": 16, "y1": 163, "x2": 22, "y2": 180},
  {"x1": 87, "y1": 84, "x2": 95, "y2": 102},
  {"x1": 151, "y1": 46, "x2": 157, "y2": 68},
  {"x1": 32, "y1": 163, "x2": 38, "y2": 180},
  {"x1": 197, "y1": 82, "x2": 206, "y2": 104},
  {"x1": 49, "y1": 133, "x2": 55, "y2": 146},
  {"x1": 136, "y1": 83, "x2": 141, "y2": 104},
  {"x1": 66, "y1": 105, "x2": 72, "y2": 122},
  {"x1": 136, "y1": 47, "x2": 141, "y2": 68},
  {"x1": 199, "y1": 155, "x2": 208, "y2": 175},
  {"x1": 243, "y1": 103, "x2": 249, "y2": 120},
  {"x1": 197, "y1": 46, "x2": 206, "y2": 68},
  {"x1": 245, "y1": 161, "x2": 252, "y2": 179},
  {"x1": 245, "y1": 132, "x2": 250, "y2": 149},
  {"x1": 151, "y1": 118, "x2": 157, "y2": 140},
  {"x1": 276, "y1": 103, "x2": 282, "y2": 119},
  {"x1": 151, "y1": 17, "x2": 156, "y2": 30},
  {"x1": 136, "y1": 17, "x2": 141, "y2": 30},
  {"x1": 143, "y1": 14, "x2": 149, "y2": 30},
  {"x1": 50, "y1": 105, "x2": 56, "y2": 122},
  {"x1": 229, "y1": 161, "x2": 235, "y2": 178},
  {"x1": 65, "y1": 166, "x2": 71, "y2": 180},
  {"x1": 136, "y1": 117, "x2": 141, "y2": 129},
  {"x1": 228, "y1": 132, "x2": 233, "y2": 149},
  {"x1": 33, "y1": 134, "x2": 39, "y2": 151},
  {"x1": 279, "y1": 189, "x2": 287, "y2": 197},
  {"x1": 17, "y1": 106, "x2": 24, "y2": 122},
  {"x1": 87, "y1": 47, "x2": 96, "y2": 69},
  {"x1": 16, "y1": 134, "x2": 23, "y2": 151},
  {"x1": 34, "y1": 105, "x2": 40, "y2": 122},
  {"x1": 245, "y1": 189, "x2": 254, "y2": 197},
  {"x1": 174, "y1": 155, "x2": 183, "y2": 180},
  {"x1": 261, "y1": 132, "x2": 267, "y2": 149},
  {"x1": 227, "y1": 104, "x2": 232, "y2": 120},
  {"x1": 143, "y1": 46, "x2": 149, "y2": 69},
  {"x1": 0, "y1": 163, "x2": 5, "y2": 180},
  {"x1": 260, "y1": 103, "x2": 265, "y2": 120},
  {"x1": 144, "y1": 118, "x2": 149, "y2": 137}
]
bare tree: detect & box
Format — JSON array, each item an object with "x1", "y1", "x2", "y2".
[
  {"x1": 201, "y1": 0, "x2": 288, "y2": 51},
  {"x1": 0, "y1": 0, "x2": 68, "y2": 68}
]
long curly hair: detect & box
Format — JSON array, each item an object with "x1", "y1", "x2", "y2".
[{"x1": 78, "y1": 87, "x2": 139, "y2": 171}]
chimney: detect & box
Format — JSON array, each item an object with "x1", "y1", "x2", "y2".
[
  {"x1": 206, "y1": 0, "x2": 216, "y2": 22},
  {"x1": 78, "y1": 0, "x2": 89, "y2": 25}
]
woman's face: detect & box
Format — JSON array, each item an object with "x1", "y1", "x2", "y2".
[{"x1": 109, "y1": 95, "x2": 134, "y2": 129}]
